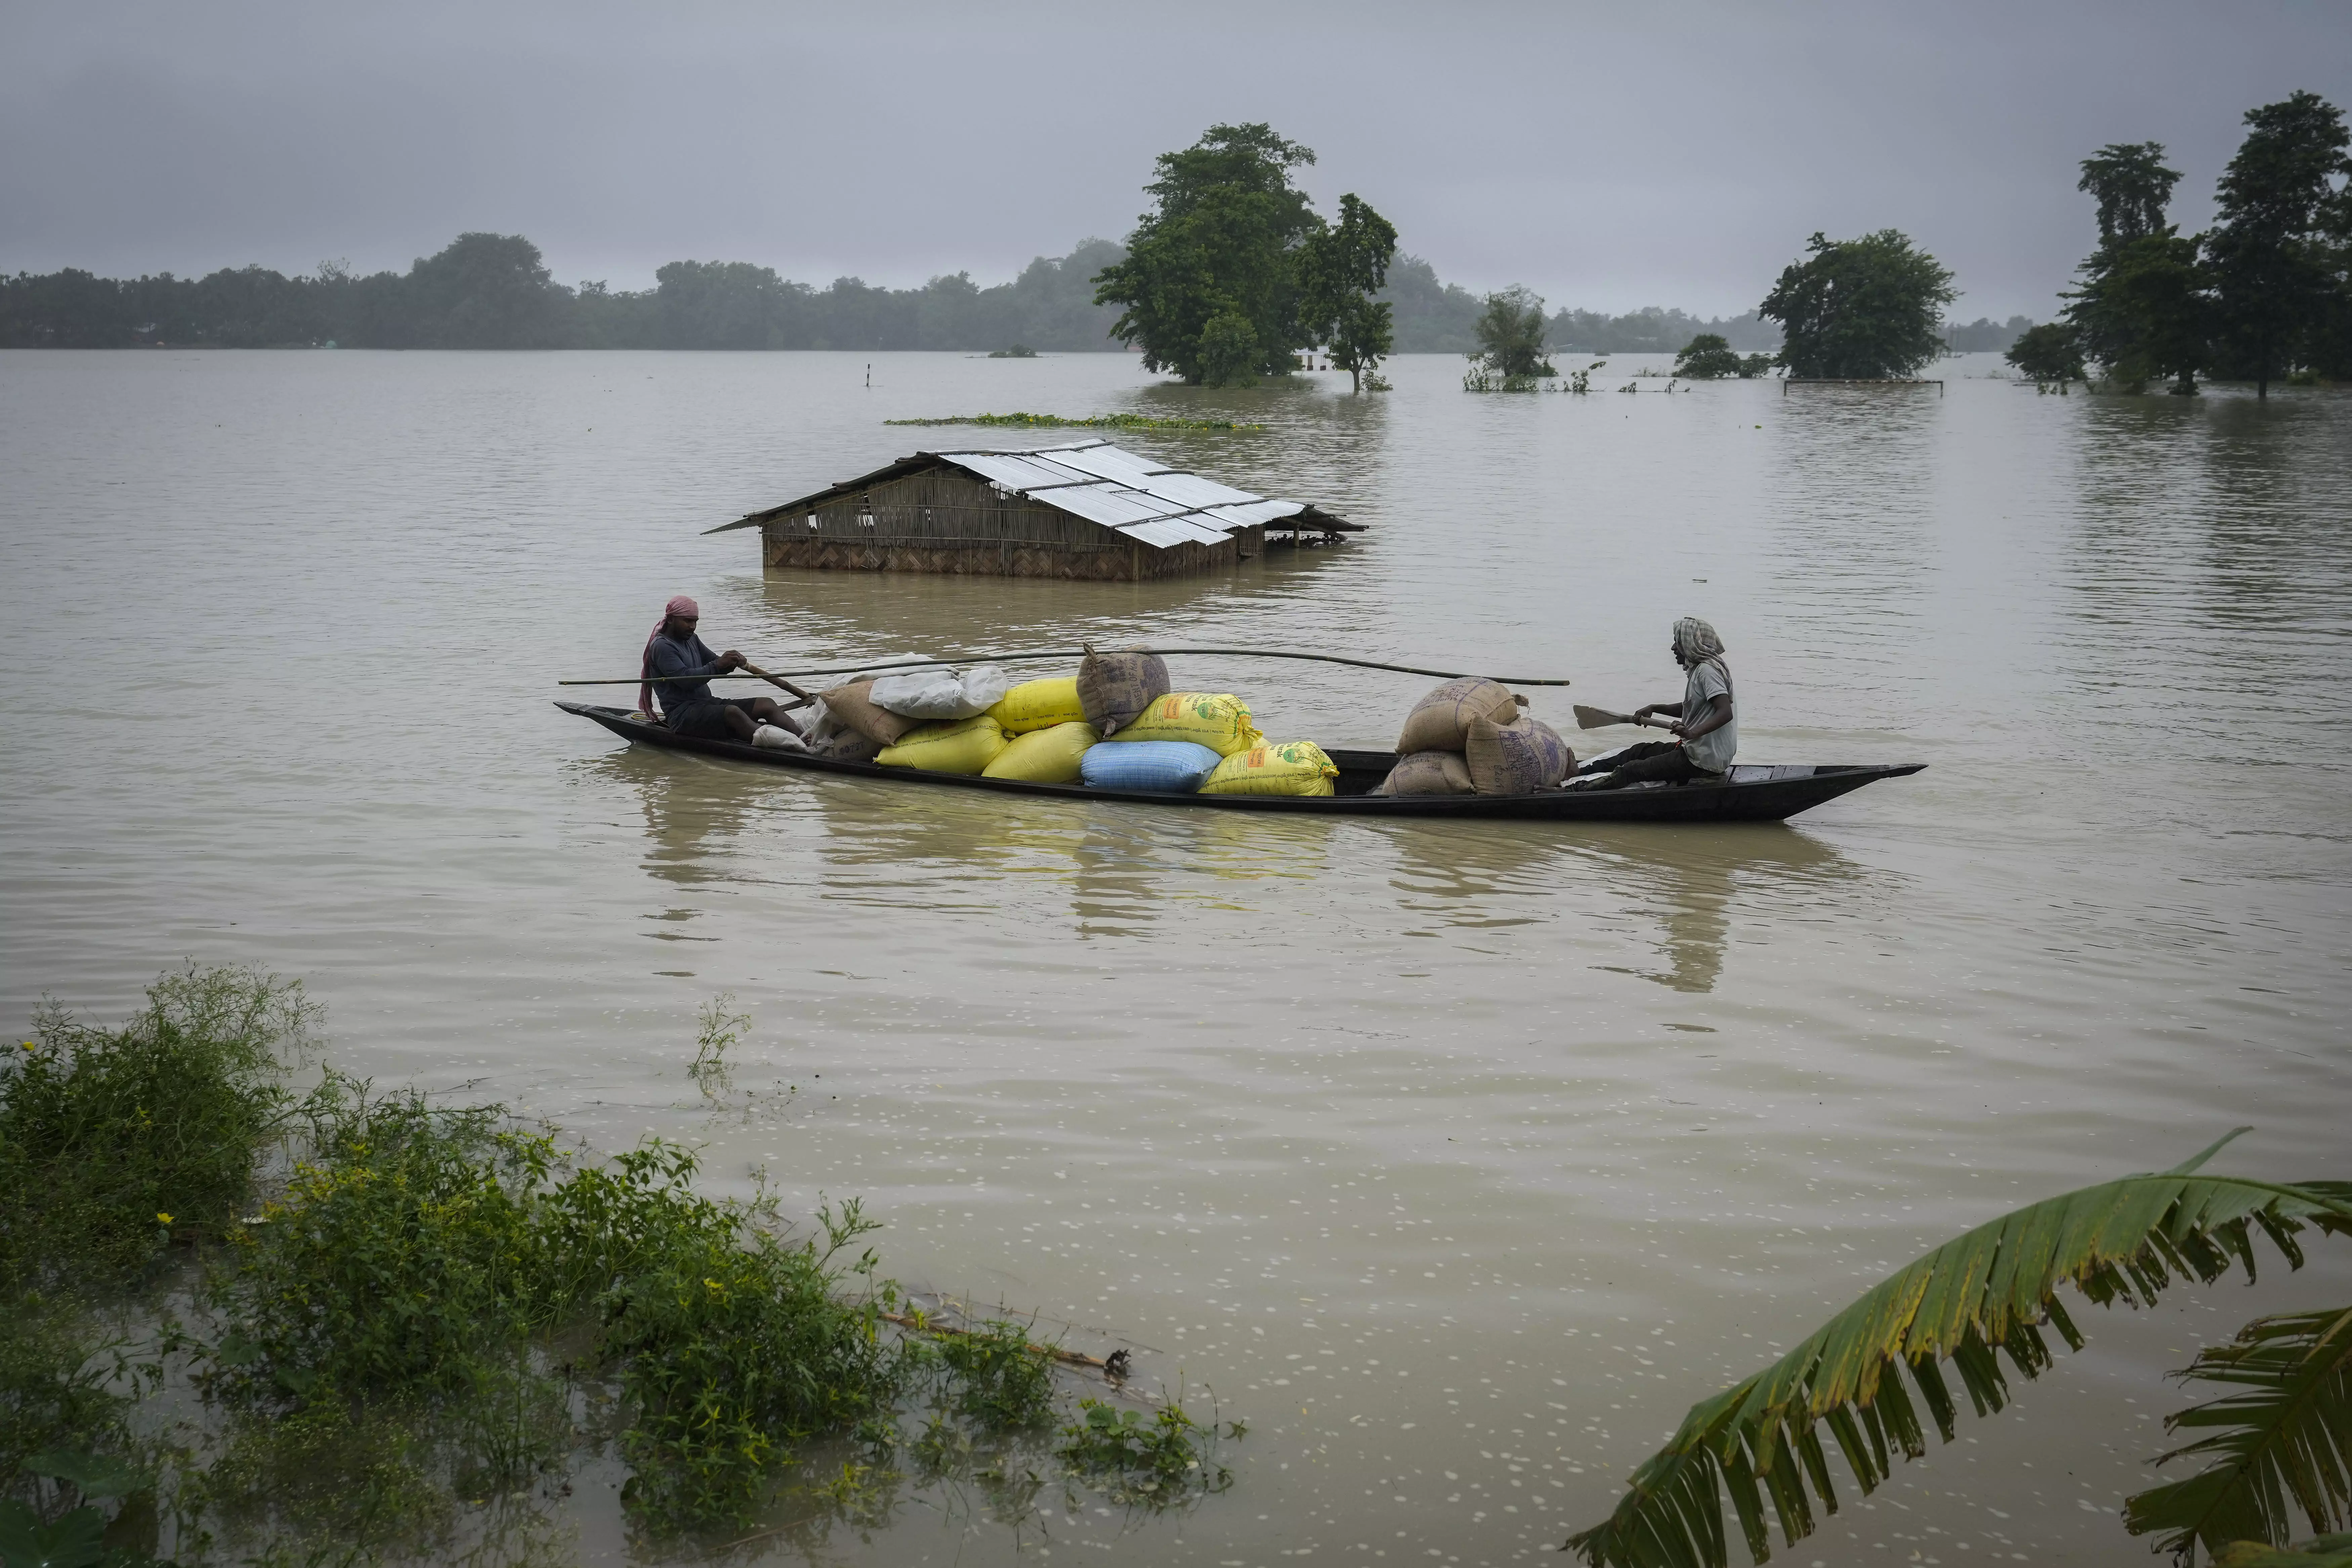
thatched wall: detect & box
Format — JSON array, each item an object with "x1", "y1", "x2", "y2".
[{"x1": 756, "y1": 466, "x2": 1262, "y2": 582}]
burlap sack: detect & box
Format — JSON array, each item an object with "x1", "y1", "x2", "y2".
[
  {"x1": 1372, "y1": 750, "x2": 1477, "y2": 796},
  {"x1": 823, "y1": 681, "x2": 919, "y2": 746},
  {"x1": 1077, "y1": 647, "x2": 1170, "y2": 738},
  {"x1": 1464, "y1": 715, "x2": 1573, "y2": 795},
  {"x1": 1395, "y1": 677, "x2": 1525, "y2": 755},
  {"x1": 810, "y1": 729, "x2": 884, "y2": 764}
]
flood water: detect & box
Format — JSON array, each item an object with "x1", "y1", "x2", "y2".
[{"x1": 3, "y1": 348, "x2": 2348, "y2": 1566}]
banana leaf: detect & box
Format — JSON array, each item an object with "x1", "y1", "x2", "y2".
[
  {"x1": 2125, "y1": 1306, "x2": 2352, "y2": 1563},
  {"x1": 1564, "y1": 1135, "x2": 2352, "y2": 1568}
]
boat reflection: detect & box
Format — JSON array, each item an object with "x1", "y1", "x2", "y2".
[
  {"x1": 801, "y1": 785, "x2": 1340, "y2": 939},
  {"x1": 1380, "y1": 818, "x2": 1874, "y2": 993}
]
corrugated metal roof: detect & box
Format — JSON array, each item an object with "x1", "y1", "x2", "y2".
[
  {"x1": 928, "y1": 439, "x2": 1304, "y2": 548},
  {"x1": 710, "y1": 437, "x2": 1364, "y2": 547}
]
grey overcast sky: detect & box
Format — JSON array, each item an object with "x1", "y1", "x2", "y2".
[{"x1": 4, "y1": 1, "x2": 2347, "y2": 321}]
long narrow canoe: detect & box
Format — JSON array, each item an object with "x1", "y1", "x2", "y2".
[{"x1": 558, "y1": 702, "x2": 1921, "y2": 823}]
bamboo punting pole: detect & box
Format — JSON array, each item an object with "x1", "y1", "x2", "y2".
[{"x1": 563, "y1": 647, "x2": 1571, "y2": 688}]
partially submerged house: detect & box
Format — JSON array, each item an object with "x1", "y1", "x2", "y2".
[{"x1": 708, "y1": 439, "x2": 1362, "y2": 582}]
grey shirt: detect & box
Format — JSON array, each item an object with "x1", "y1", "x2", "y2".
[
  {"x1": 646, "y1": 631, "x2": 726, "y2": 716},
  {"x1": 1681, "y1": 659, "x2": 1737, "y2": 773}
]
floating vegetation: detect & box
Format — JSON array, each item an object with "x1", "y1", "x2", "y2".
[
  {"x1": 883, "y1": 411, "x2": 1266, "y2": 431},
  {"x1": 985, "y1": 344, "x2": 1039, "y2": 358},
  {"x1": 934, "y1": 1320, "x2": 1059, "y2": 1430},
  {"x1": 1056, "y1": 1395, "x2": 1236, "y2": 1507},
  {"x1": 686, "y1": 992, "x2": 747, "y2": 1101},
  {"x1": 0, "y1": 967, "x2": 1239, "y2": 1563},
  {"x1": 1460, "y1": 368, "x2": 1549, "y2": 393}
]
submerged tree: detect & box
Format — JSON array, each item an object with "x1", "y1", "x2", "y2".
[
  {"x1": 2205, "y1": 91, "x2": 2352, "y2": 397},
  {"x1": 1673, "y1": 333, "x2": 1745, "y2": 379},
  {"x1": 1759, "y1": 230, "x2": 1956, "y2": 379},
  {"x1": 2063, "y1": 141, "x2": 2210, "y2": 393},
  {"x1": 1469, "y1": 286, "x2": 1556, "y2": 379},
  {"x1": 1300, "y1": 193, "x2": 1399, "y2": 392},
  {"x1": 1093, "y1": 123, "x2": 1339, "y2": 386},
  {"x1": 2005, "y1": 321, "x2": 2088, "y2": 384}
]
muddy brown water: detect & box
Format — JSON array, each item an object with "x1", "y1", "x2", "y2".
[{"x1": 3, "y1": 349, "x2": 2348, "y2": 1566}]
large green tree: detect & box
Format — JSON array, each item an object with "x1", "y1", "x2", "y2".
[
  {"x1": 2004, "y1": 321, "x2": 2087, "y2": 384},
  {"x1": 2062, "y1": 141, "x2": 2210, "y2": 393},
  {"x1": 2205, "y1": 91, "x2": 2352, "y2": 397},
  {"x1": 400, "y1": 232, "x2": 572, "y2": 349},
  {"x1": 1759, "y1": 230, "x2": 1956, "y2": 379},
  {"x1": 1672, "y1": 333, "x2": 1744, "y2": 379},
  {"x1": 1469, "y1": 286, "x2": 1556, "y2": 378},
  {"x1": 1300, "y1": 193, "x2": 1399, "y2": 392},
  {"x1": 1094, "y1": 123, "x2": 1381, "y2": 386}
]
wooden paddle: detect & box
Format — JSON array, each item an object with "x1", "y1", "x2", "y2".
[
  {"x1": 1573, "y1": 703, "x2": 1680, "y2": 732},
  {"x1": 734, "y1": 660, "x2": 815, "y2": 711}
]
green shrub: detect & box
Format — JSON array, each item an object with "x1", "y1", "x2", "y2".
[
  {"x1": 602, "y1": 1198, "x2": 912, "y2": 1529},
  {"x1": 209, "y1": 1083, "x2": 552, "y2": 1406},
  {"x1": 208, "y1": 1076, "x2": 917, "y2": 1531},
  {"x1": 936, "y1": 1321, "x2": 1057, "y2": 1430},
  {"x1": 0, "y1": 1302, "x2": 144, "y2": 1506},
  {"x1": 0, "y1": 964, "x2": 312, "y2": 1293}
]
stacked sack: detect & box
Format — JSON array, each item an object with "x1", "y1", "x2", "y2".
[
  {"x1": 983, "y1": 674, "x2": 1097, "y2": 782},
  {"x1": 1078, "y1": 647, "x2": 1338, "y2": 796},
  {"x1": 811, "y1": 646, "x2": 1343, "y2": 797},
  {"x1": 1074, "y1": 647, "x2": 1237, "y2": 793},
  {"x1": 801, "y1": 659, "x2": 1018, "y2": 770},
  {"x1": 1374, "y1": 677, "x2": 1574, "y2": 796}
]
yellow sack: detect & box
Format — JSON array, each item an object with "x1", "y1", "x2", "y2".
[
  {"x1": 1109, "y1": 692, "x2": 1262, "y2": 757},
  {"x1": 981, "y1": 720, "x2": 1098, "y2": 782},
  {"x1": 876, "y1": 714, "x2": 1007, "y2": 774},
  {"x1": 1199, "y1": 739, "x2": 1339, "y2": 796},
  {"x1": 987, "y1": 676, "x2": 1088, "y2": 735}
]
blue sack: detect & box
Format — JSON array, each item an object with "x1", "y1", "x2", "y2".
[{"x1": 1078, "y1": 740, "x2": 1223, "y2": 793}]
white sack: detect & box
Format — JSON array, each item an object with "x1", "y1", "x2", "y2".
[
  {"x1": 957, "y1": 664, "x2": 1014, "y2": 712},
  {"x1": 868, "y1": 666, "x2": 976, "y2": 720},
  {"x1": 752, "y1": 724, "x2": 807, "y2": 752}
]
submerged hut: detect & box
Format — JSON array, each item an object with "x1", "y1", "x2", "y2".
[{"x1": 707, "y1": 439, "x2": 1362, "y2": 582}]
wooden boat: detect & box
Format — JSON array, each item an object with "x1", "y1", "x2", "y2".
[{"x1": 558, "y1": 702, "x2": 1922, "y2": 823}]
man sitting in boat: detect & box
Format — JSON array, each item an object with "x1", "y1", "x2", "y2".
[
  {"x1": 1587, "y1": 617, "x2": 1737, "y2": 789},
  {"x1": 638, "y1": 595, "x2": 794, "y2": 741}
]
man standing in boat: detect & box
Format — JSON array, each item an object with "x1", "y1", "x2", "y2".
[
  {"x1": 638, "y1": 595, "x2": 795, "y2": 742},
  {"x1": 1587, "y1": 617, "x2": 1737, "y2": 789}
]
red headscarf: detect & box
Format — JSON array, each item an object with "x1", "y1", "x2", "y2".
[{"x1": 640, "y1": 595, "x2": 699, "y2": 715}]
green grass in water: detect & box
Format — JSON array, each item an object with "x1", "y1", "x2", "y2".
[{"x1": 883, "y1": 411, "x2": 1266, "y2": 431}]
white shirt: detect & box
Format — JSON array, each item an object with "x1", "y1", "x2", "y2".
[{"x1": 1681, "y1": 660, "x2": 1736, "y2": 773}]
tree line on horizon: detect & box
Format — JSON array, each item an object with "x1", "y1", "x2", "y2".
[
  {"x1": 0, "y1": 110, "x2": 2074, "y2": 374},
  {"x1": 0, "y1": 234, "x2": 1805, "y2": 361}
]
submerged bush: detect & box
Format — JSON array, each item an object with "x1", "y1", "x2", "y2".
[
  {"x1": 0, "y1": 964, "x2": 313, "y2": 1294},
  {"x1": 1056, "y1": 1396, "x2": 1235, "y2": 1507},
  {"x1": 0, "y1": 1301, "x2": 146, "y2": 1506},
  {"x1": 208, "y1": 1077, "x2": 918, "y2": 1531},
  {"x1": 599, "y1": 1194, "x2": 911, "y2": 1528},
  {"x1": 209, "y1": 1084, "x2": 554, "y2": 1405},
  {"x1": 3, "y1": 965, "x2": 1236, "y2": 1554},
  {"x1": 936, "y1": 1320, "x2": 1058, "y2": 1430}
]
